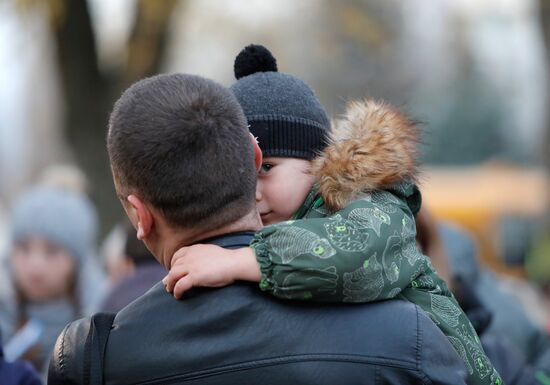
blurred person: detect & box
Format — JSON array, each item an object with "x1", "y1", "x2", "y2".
[
  {"x1": 100, "y1": 222, "x2": 165, "y2": 312},
  {"x1": 496, "y1": 272, "x2": 550, "y2": 333},
  {"x1": 100, "y1": 222, "x2": 129, "y2": 286},
  {"x1": 0, "y1": 186, "x2": 105, "y2": 376},
  {"x1": 164, "y1": 45, "x2": 499, "y2": 385},
  {"x1": 415, "y1": 203, "x2": 452, "y2": 286},
  {"x1": 414, "y1": 207, "x2": 541, "y2": 384},
  {"x1": 48, "y1": 73, "x2": 467, "y2": 384},
  {"x1": 0, "y1": 329, "x2": 41, "y2": 385},
  {"x1": 439, "y1": 223, "x2": 550, "y2": 383}
]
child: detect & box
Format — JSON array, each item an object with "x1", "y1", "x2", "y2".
[
  {"x1": 165, "y1": 45, "x2": 502, "y2": 385},
  {"x1": 0, "y1": 186, "x2": 104, "y2": 376}
]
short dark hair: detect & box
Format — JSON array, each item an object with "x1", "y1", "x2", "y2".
[{"x1": 107, "y1": 74, "x2": 256, "y2": 231}]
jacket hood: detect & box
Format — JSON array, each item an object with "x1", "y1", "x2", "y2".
[{"x1": 312, "y1": 99, "x2": 420, "y2": 211}]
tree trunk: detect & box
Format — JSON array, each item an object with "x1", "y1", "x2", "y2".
[{"x1": 50, "y1": 0, "x2": 179, "y2": 235}]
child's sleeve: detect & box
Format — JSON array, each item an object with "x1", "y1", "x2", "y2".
[{"x1": 252, "y1": 191, "x2": 430, "y2": 302}]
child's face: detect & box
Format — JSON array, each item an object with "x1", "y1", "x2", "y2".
[
  {"x1": 256, "y1": 157, "x2": 315, "y2": 225},
  {"x1": 11, "y1": 237, "x2": 76, "y2": 302}
]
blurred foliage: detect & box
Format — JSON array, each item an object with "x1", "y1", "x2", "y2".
[
  {"x1": 421, "y1": 77, "x2": 507, "y2": 165},
  {"x1": 317, "y1": 0, "x2": 411, "y2": 112},
  {"x1": 321, "y1": 0, "x2": 549, "y2": 166},
  {"x1": 336, "y1": 3, "x2": 388, "y2": 49}
]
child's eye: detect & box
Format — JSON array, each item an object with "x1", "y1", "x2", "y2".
[{"x1": 259, "y1": 163, "x2": 274, "y2": 174}]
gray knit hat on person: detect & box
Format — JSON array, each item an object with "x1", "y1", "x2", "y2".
[
  {"x1": 10, "y1": 186, "x2": 98, "y2": 264},
  {"x1": 230, "y1": 44, "x2": 330, "y2": 160}
]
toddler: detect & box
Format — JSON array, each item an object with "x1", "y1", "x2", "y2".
[{"x1": 165, "y1": 45, "x2": 502, "y2": 385}]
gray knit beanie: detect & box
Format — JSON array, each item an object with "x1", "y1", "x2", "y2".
[
  {"x1": 230, "y1": 44, "x2": 330, "y2": 160},
  {"x1": 10, "y1": 187, "x2": 98, "y2": 264}
]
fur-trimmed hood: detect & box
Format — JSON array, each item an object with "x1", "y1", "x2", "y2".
[{"x1": 312, "y1": 99, "x2": 419, "y2": 211}]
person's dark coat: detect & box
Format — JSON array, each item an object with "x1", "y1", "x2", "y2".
[{"x1": 0, "y1": 331, "x2": 42, "y2": 385}]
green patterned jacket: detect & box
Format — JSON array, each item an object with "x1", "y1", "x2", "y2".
[{"x1": 251, "y1": 99, "x2": 503, "y2": 385}]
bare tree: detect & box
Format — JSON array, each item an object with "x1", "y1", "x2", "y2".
[{"x1": 35, "y1": 0, "x2": 178, "y2": 232}]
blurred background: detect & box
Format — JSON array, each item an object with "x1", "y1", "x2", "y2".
[
  {"x1": 0, "y1": 0, "x2": 549, "y2": 379},
  {"x1": 2, "y1": 0, "x2": 548, "y2": 279}
]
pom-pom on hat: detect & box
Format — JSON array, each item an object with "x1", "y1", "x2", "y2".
[
  {"x1": 234, "y1": 44, "x2": 278, "y2": 79},
  {"x1": 230, "y1": 44, "x2": 330, "y2": 160}
]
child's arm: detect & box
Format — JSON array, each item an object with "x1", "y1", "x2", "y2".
[
  {"x1": 165, "y1": 192, "x2": 429, "y2": 303},
  {"x1": 252, "y1": 195, "x2": 428, "y2": 302},
  {"x1": 164, "y1": 245, "x2": 259, "y2": 298}
]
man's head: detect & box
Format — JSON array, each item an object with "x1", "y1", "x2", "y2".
[
  {"x1": 230, "y1": 45, "x2": 328, "y2": 224},
  {"x1": 107, "y1": 74, "x2": 262, "y2": 265}
]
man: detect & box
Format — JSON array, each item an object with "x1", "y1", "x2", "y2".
[{"x1": 48, "y1": 74, "x2": 466, "y2": 384}]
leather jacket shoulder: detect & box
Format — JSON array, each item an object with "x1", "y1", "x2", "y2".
[
  {"x1": 49, "y1": 282, "x2": 467, "y2": 385},
  {"x1": 49, "y1": 228, "x2": 466, "y2": 385},
  {"x1": 48, "y1": 315, "x2": 91, "y2": 385}
]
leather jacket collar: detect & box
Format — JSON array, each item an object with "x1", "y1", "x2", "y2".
[{"x1": 199, "y1": 231, "x2": 255, "y2": 249}]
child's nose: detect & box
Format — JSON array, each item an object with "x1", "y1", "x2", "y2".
[{"x1": 255, "y1": 189, "x2": 262, "y2": 202}]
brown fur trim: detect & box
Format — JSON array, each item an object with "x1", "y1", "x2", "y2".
[{"x1": 312, "y1": 99, "x2": 419, "y2": 211}]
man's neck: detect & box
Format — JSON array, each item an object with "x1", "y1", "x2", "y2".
[{"x1": 156, "y1": 209, "x2": 262, "y2": 269}]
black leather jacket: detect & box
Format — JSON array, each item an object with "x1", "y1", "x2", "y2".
[{"x1": 48, "y1": 232, "x2": 467, "y2": 385}]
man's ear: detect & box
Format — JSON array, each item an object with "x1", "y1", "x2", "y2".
[
  {"x1": 126, "y1": 195, "x2": 153, "y2": 240},
  {"x1": 249, "y1": 133, "x2": 263, "y2": 172}
]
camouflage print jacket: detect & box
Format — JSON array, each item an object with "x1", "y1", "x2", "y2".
[{"x1": 251, "y1": 99, "x2": 503, "y2": 385}]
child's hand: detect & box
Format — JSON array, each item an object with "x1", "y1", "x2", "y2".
[{"x1": 163, "y1": 244, "x2": 261, "y2": 299}]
